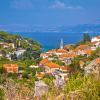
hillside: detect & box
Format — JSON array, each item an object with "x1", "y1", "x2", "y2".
[
  {"x1": 0, "y1": 31, "x2": 42, "y2": 67},
  {"x1": 58, "y1": 24, "x2": 100, "y2": 33},
  {"x1": 0, "y1": 32, "x2": 100, "y2": 100},
  {"x1": 0, "y1": 31, "x2": 41, "y2": 50}
]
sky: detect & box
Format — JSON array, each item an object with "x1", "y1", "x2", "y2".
[{"x1": 0, "y1": 0, "x2": 100, "y2": 31}]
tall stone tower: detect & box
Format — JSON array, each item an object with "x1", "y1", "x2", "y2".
[{"x1": 60, "y1": 38, "x2": 63, "y2": 49}]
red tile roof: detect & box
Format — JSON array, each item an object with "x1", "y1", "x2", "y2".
[
  {"x1": 47, "y1": 49, "x2": 56, "y2": 53},
  {"x1": 46, "y1": 62, "x2": 60, "y2": 68},
  {"x1": 56, "y1": 49, "x2": 67, "y2": 53},
  {"x1": 36, "y1": 73, "x2": 45, "y2": 78},
  {"x1": 96, "y1": 36, "x2": 100, "y2": 39},
  {"x1": 40, "y1": 59, "x2": 50, "y2": 65},
  {"x1": 60, "y1": 53, "x2": 77, "y2": 58},
  {"x1": 84, "y1": 50, "x2": 93, "y2": 55},
  {"x1": 60, "y1": 66, "x2": 70, "y2": 71},
  {"x1": 3, "y1": 64, "x2": 18, "y2": 68},
  {"x1": 3, "y1": 64, "x2": 18, "y2": 73}
]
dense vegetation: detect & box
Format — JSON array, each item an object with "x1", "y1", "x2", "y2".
[
  {"x1": 0, "y1": 31, "x2": 41, "y2": 50},
  {"x1": 0, "y1": 31, "x2": 42, "y2": 67},
  {"x1": 0, "y1": 73, "x2": 100, "y2": 100}
]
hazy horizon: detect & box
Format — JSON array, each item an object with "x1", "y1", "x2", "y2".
[{"x1": 0, "y1": 0, "x2": 100, "y2": 32}]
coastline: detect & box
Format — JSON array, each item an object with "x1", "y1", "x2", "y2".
[{"x1": 11, "y1": 32, "x2": 100, "y2": 50}]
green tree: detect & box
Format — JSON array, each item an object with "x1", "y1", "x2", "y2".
[
  {"x1": 70, "y1": 55, "x2": 87, "y2": 73},
  {"x1": 7, "y1": 73, "x2": 17, "y2": 79},
  {"x1": 83, "y1": 33, "x2": 91, "y2": 43},
  {"x1": 76, "y1": 33, "x2": 91, "y2": 46},
  {"x1": 43, "y1": 74, "x2": 55, "y2": 80},
  {"x1": 0, "y1": 67, "x2": 5, "y2": 74},
  {"x1": 35, "y1": 67, "x2": 44, "y2": 73},
  {"x1": 90, "y1": 47, "x2": 100, "y2": 59},
  {"x1": 11, "y1": 53, "x2": 17, "y2": 60}
]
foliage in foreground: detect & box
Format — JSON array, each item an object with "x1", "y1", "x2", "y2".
[
  {"x1": 40, "y1": 74, "x2": 99, "y2": 100},
  {"x1": 0, "y1": 73, "x2": 100, "y2": 100}
]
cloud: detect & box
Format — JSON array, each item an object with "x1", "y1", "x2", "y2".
[
  {"x1": 11, "y1": 0, "x2": 33, "y2": 9},
  {"x1": 50, "y1": 0, "x2": 83, "y2": 10},
  {"x1": 50, "y1": 0, "x2": 66, "y2": 9}
]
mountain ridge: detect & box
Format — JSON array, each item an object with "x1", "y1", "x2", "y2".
[{"x1": 0, "y1": 24, "x2": 100, "y2": 33}]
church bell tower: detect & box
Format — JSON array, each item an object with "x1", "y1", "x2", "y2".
[{"x1": 60, "y1": 38, "x2": 63, "y2": 49}]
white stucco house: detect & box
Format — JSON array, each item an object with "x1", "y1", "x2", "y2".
[
  {"x1": 29, "y1": 65, "x2": 39, "y2": 68},
  {"x1": 14, "y1": 49, "x2": 26, "y2": 57},
  {"x1": 91, "y1": 36, "x2": 100, "y2": 50},
  {"x1": 91, "y1": 36, "x2": 100, "y2": 43}
]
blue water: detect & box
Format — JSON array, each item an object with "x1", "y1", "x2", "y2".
[{"x1": 12, "y1": 32, "x2": 100, "y2": 51}]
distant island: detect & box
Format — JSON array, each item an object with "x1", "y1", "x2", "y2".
[{"x1": 0, "y1": 24, "x2": 100, "y2": 33}]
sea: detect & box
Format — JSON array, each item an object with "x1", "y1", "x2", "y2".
[{"x1": 12, "y1": 32, "x2": 100, "y2": 52}]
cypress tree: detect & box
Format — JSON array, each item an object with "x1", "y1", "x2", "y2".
[{"x1": 83, "y1": 33, "x2": 91, "y2": 43}]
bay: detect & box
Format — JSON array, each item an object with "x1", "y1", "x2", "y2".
[{"x1": 12, "y1": 32, "x2": 100, "y2": 51}]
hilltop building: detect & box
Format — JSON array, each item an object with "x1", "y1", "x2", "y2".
[{"x1": 91, "y1": 36, "x2": 100, "y2": 42}]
